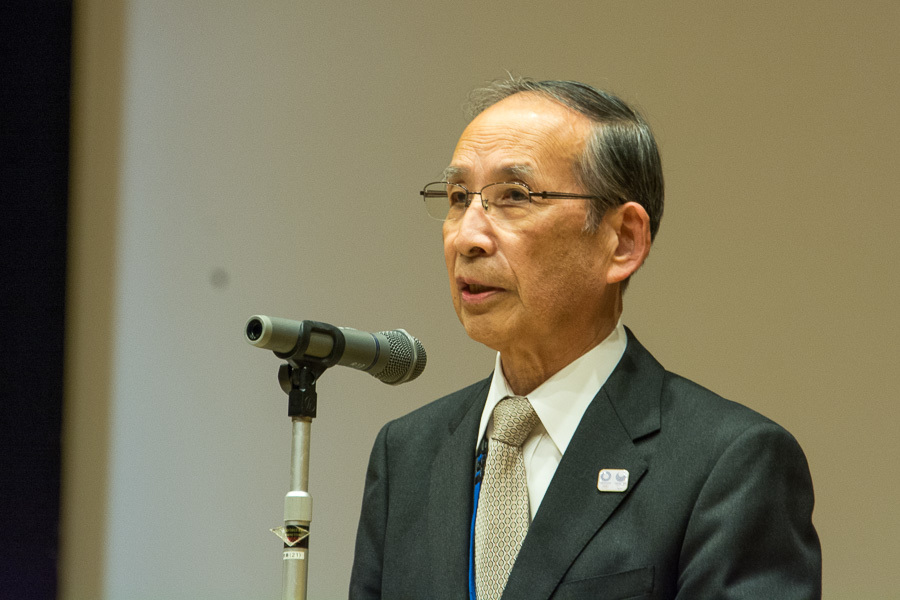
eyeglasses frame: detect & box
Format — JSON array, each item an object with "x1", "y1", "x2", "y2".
[{"x1": 420, "y1": 180, "x2": 603, "y2": 221}]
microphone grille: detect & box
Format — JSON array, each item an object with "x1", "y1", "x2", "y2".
[{"x1": 376, "y1": 330, "x2": 427, "y2": 384}]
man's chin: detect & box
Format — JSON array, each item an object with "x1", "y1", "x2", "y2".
[{"x1": 459, "y1": 317, "x2": 509, "y2": 352}]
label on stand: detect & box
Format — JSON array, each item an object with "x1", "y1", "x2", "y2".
[{"x1": 271, "y1": 525, "x2": 310, "y2": 546}]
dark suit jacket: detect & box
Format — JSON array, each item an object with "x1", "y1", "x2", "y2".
[{"x1": 349, "y1": 331, "x2": 821, "y2": 599}]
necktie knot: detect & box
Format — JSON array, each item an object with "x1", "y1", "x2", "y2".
[{"x1": 491, "y1": 395, "x2": 537, "y2": 447}]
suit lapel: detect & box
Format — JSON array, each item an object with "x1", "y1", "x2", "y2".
[
  {"x1": 501, "y1": 331, "x2": 664, "y2": 600},
  {"x1": 426, "y1": 378, "x2": 490, "y2": 599}
]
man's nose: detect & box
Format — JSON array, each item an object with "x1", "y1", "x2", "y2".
[{"x1": 451, "y1": 195, "x2": 494, "y2": 256}]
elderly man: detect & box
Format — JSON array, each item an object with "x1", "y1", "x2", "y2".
[{"x1": 349, "y1": 78, "x2": 821, "y2": 599}]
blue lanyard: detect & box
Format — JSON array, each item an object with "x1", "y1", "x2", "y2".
[{"x1": 469, "y1": 437, "x2": 488, "y2": 600}]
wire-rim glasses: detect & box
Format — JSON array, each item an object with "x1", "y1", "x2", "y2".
[{"x1": 420, "y1": 181, "x2": 601, "y2": 222}]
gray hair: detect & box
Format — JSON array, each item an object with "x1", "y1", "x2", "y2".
[{"x1": 465, "y1": 78, "x2": 664, "y2": 240}]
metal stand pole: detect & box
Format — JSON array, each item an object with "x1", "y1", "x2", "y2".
[
  {"x1": 271, "y1": 362, "x2": 324, "y2": 600},
  {"x1": 279, "y1": 416, "x2": 312, "y2": 599}
]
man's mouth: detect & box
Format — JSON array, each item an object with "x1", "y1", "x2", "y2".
[
  {"x1": 465, "y1": 283, "x2": 498, "y2": 294},
  {"x1": 458, "y1": 279, "x2": 504, "y2": 301}
]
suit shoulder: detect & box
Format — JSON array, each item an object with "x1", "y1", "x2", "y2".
[
  {"x1": 616, "y1": 331, "x2": 800, "y2": 447},
  {"x1": 381, "y1": 376, "x2": 490, "y2": 438},
  {"x1": 660, "y1": 370, "x2": 799, "y2": 447}
]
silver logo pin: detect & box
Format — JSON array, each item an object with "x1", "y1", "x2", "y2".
[{"x1": 597, "y1": 469, "x2": 629, "y2": 492}]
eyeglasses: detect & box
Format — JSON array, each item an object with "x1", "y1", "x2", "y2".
[{"x1": 420, "y1": 181, "x2": 601, "y2": 222}]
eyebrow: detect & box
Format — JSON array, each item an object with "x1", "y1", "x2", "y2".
[
  {"x1": 441, "y1": 164, "x2": 535, "y2": 182},
  {"x1": 441, "y1": 166, "x2": 465, "y2": 181}
]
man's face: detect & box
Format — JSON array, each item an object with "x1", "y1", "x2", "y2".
[{"x1": 443, "y1": 93, "x2": 620, "y2": 361}]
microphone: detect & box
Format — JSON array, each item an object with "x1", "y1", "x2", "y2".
[{"x1": 245, "y1": 315, "x2": 426, "y2": 385}]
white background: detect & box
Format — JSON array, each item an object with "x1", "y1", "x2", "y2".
[{"x1": 64, "y1": 1, "x2": 899, "y2": 598}]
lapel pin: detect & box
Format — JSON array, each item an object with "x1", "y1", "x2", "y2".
[{"x1": 597, "y1": 469, "x2": 629, "y2": 492}]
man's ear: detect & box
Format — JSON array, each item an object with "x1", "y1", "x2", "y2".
[{"x1": 605, "y1": 202, "x2": 652, "y2": 284}]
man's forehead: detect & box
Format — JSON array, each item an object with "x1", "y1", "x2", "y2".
[
  {"x1": 442, "y1": 164, "x2": 534, "y2": 182},
  {"x1": 445, "y1": 92, "x2": 591, "y2": 183},
  {"x1": 477, "y1": 91, "x2": 578, "y2": 121}
]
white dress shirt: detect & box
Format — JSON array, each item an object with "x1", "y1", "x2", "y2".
[{"x1": 476, "y1": 321, "x2": 627, "y2": 520}]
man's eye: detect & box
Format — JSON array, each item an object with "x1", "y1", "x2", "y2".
[
  {"x1": 448, "y1": 189, "x2": 468, "y2": 205},
  {"x1": 500, "y1": 185, "x2": 530, "y2": 203}
]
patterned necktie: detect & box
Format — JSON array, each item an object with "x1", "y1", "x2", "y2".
[{"x1": 475, "y1": 395, "x2": 539, "y2": 600}]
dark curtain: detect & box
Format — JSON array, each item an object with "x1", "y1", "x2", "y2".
[{"x1": 0, "y1": 2, "x2": 72, "y2": 598}]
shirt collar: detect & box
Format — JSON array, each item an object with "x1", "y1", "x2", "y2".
[{"x1": 477, "y1": 320, "x2": 628, "y2": 454}]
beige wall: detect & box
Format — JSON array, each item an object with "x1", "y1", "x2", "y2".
[{"x1": 63, "y1": 1, "x2": 900, "y2": 598}]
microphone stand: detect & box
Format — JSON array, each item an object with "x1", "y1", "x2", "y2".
[{"x1": 268, "y1": 322, "x2": 345, "y2": 600}]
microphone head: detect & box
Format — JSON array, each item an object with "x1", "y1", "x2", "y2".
[{"x1": 375, "y1": 329, "x2": 427, "y2": 385}]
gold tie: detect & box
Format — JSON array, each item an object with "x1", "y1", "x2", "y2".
[{"x1": 474, "y1": 395, "x2": 539, "y2": 600}]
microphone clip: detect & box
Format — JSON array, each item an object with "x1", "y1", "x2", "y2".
[
  {"x1": 274, "y1": 320, "x2": 345, "y2": 369},
  {"x1": 278, "y1": 363, "x2": 321, "y2": 419},
  {"x1": 274, "y1": 321, "x2": 345, "y2": 419}
]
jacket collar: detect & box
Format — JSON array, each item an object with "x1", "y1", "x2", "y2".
[
  {"x1": 425, "y1": 378, "x2": 490, "y2": 599},
  {"x1": 503, "y1": 329, "x2": 664, "y2": 599},
  {"x1": 422, "y1": 329, "x2": 665, "y2": 600}
]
